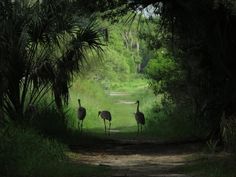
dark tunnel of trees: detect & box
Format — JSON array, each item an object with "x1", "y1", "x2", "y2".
[
  {"x1": 1, "y1": 0, "x2": 236, "y2": 176},
  {"x1": 1, "y1": 0, "x2": 235, "y2": 142}
]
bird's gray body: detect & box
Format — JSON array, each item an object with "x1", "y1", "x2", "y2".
[
  {"x1": 135, "y1": 100, "x2": 145, "y2": 135},
  {"x1": 135, "y1": 111, "x2": 145, "y2": 125},
  {"x1": 77, "y1": 99, "x2": 86, "y2": 133},
  {"x1": 98, "y1": 110, "x2": 112, "y2": 135},
  {"x1": 78, "y1": 107, "x2": 86, "y2": 120},
  {"x1": 99, "y1": 110, "x2": 112, "y2": 121}
]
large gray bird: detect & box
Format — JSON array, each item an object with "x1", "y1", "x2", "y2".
[
  {"x1": 77, "y1": 99, "x2": 86, "y2": 133},
  {"x1": 135, "y1": 100, "x2": 145, "y2": 135},
  {"x1": 98, "y1": 110, "x2": 112, "y2": 136}
]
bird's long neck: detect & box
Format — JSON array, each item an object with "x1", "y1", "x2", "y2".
[
  {"x1": 78, "y1": 100, "x2": 81, "y2": 107},
  {"x1": 136, "y1": 102, "x2": 139, "y2": 113}
]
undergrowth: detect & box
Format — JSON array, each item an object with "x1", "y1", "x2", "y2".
[
  {"x1": 179, "y1": 153, "x2": 236, "y2": 177},
  {"x1": 0, "y1": 125, "x2": 110, "y2": 177}
]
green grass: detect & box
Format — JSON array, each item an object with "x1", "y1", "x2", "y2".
[
  {"x1": 178, "y1": 153, "x2": 236, "y2": 177},
  {"x1": 0, "y1": 125, "x2": 111, "y2": 177},
  {"x1": 68, "y1": 75, "x2": 202, "y2": 141},
  {"x1": 68, "y1": 77, "x2": 156, "y2": 137},
  {"x1": 68, "y1": 76, "x2": 203, "y2": 141},
  {"x1": 36, "y1": 161, "x2": 111, "y2": 177}
]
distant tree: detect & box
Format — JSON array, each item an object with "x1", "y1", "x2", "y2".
[{"x1": 93, "y1": 0, "x2": 236, "y2": 141}]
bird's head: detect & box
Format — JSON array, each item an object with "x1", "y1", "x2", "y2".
[
  {"x1": 78, "y1": 99, "x2": 80, "y2": 103},
  {"x1": 135, "y1": 100, "x2": 139, "y2": 104},
  {"x1": 98, "y1": 111, "x2": 101, "y2": 117}
]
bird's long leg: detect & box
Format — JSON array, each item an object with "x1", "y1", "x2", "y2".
[
  {"x1": 137, "y1": 123, "x2": 139, "y2": 136},
  {"x1": 138, "y1": 124, "x2": 140, "y2": 135},
  {"x1": 78, "y1": 121, "x2": 81, "y2": 131},
  {"x1": 104, "y1": 119, "x2": 107, "y2": 135},
  {"x1": 81, "y1": 119, "x2": 84, "y2": 134},
  {"x1": 108, "y1": 121, "x2": 111, "y2": 136}
]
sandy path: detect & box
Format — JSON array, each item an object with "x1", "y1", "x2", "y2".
[
  {"x1": 68, "y1": 139, "x2": 200, "y2": 177},
  {"x1": 69, "y1": 90, "x2": 196, "y2": 176}
]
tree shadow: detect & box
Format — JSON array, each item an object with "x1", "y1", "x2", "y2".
[{"x1": 68, "y1": 127, "x2": 204, "y2": 156}]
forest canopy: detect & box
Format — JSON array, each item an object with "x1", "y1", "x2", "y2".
[{"x1": 1, "y1": 1, "x2": 236, "y2": 177}]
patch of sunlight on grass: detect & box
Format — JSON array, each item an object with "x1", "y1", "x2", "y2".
[{"x1": 68, "y1": 77, "x2": 156, "y2": 136}]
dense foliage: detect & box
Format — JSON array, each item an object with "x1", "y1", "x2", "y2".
[
  {"x1": 0, "y1": 126, "x2": 66, "y2": 176},
  {"x1": 78, "y1": 17, "x2": 148, "y2": 89},
  {"x1": 87, "y1": 0, "x2": 236, "y2": 144},
  {"x1": 1, "y1": 1, "x2": 236, "y2": 176},
  {"x1": 103, "y1": 0, "x2": 236, "y2": 143},
  {"x1": 150, "y1": 0, "x2": 236, "y2": 142},
  {"x1": 0, "y1": 0, "x2": 102, "y2": 122}
]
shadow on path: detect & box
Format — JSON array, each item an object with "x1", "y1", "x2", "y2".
[{"x1": 68, "y1": 137, "x2": 203, "y2": 177}]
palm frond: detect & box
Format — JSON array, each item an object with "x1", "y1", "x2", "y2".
[{"x1": 0, "y1": 0, "x2": 104, "y2": 119}]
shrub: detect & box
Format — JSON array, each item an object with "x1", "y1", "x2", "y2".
[
  {"x1": 28, "y1": 103, "x2": 71, "y2": 140},
  {"x1": 0, "y1": 125, "x2": 66, "y2": 177},
  {"x1": 147, "y1": 100, "x2": 206, "y2": 141}
]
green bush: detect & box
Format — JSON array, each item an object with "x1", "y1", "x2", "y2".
[
  {"x1": 180, "y1": 153, "x2": 236, "y2": 177},
  {"x1": 27, "y1": 102, "x2": 77, "y2": 141},
  {"x1": 147, "y1": 100, "x2": 206, "y2": 141},
  {"x1": 221, "y1": 117, "x2": 236, "y2": 152},
  {"x1": 0, "y1": 126, "x2": 66, "y2": 177}
]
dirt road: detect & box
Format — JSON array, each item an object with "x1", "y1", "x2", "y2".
[{"x1": 68, "y1": 138, "x2": 201, "y2": 177}]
